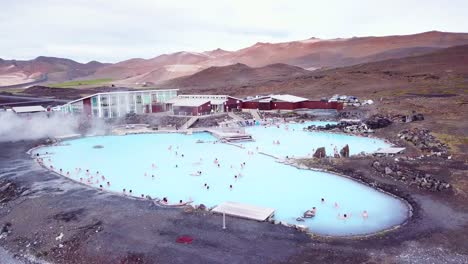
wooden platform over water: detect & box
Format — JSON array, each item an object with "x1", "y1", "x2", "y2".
[{"x1": 212, "y1": 201, "x2": 275, "y2": 221}]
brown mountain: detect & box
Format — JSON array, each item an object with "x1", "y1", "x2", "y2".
[
  {"x1": 93, "y1": 51, "x2": 214, "y2": 84},
  {"x1": 84, "y1": 31, "x2": 468, "y2": 85},
  {"x1": 204, "y1": 31, "x2": 468, "y2": 69},
  {"x1": 0, "y1": 56, "x2": 108, "y2": 87},
  {"x1": 163, "y1": 63, "x2": 311, "y2": 94}
]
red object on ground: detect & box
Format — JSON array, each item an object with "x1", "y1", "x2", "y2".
[{"x1": 176, "y1": 235, "x2": 193, "y2": 244}]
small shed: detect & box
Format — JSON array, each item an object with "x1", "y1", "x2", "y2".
[
  {"x1": 12, "y1": 105, "x2": 47, "y2": 114},
  {"x1": 374, "y1": 147, "x2": 406, "y2": 156}
]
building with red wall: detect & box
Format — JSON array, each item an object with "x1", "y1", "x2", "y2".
[
  {"x1": 242, "y1": 94, "x2": 343, "y2": 111},
  {"x1": 168, "y1": 95, "x2": 242, "y2": 115},
  {"x1": 169, "y1": 98, "x2": 212, "y2": 116}
]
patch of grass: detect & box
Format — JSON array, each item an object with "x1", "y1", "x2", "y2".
[
  {"x1": 49, "y1": 78, "x2": 113, "y2": 88},
  {"x1": 432, "y1": 132, "x2": 468, "y2": 154}
]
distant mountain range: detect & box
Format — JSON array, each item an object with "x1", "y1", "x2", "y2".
[{"x1": 1, "y1": 31, "x2": 468, "y2": 88}]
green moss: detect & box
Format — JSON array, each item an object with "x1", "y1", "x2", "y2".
[{"x1": 49, "y1": 78, "x2": 113, "y2": 88}]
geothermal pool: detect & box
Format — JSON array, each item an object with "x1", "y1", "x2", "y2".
[{"x1": 33, "y1": 122, "x2": 409, "y2": 236}]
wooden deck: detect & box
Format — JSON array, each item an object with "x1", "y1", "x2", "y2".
[{"x1": 212, "y1": 201, "x2": 275, "y2": 221}]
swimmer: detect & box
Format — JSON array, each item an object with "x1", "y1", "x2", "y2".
[
  {"x1": 321, "y1": 198, "x2": 325, "y2": 203},
  {"x1": 144, "y1": 172, "x2": 147, "y2": 177},
  {"x1": 362, "y1": 210, "x2": 369, "y2": 219},
  {"x1": 303, "y1": 210, "x2": 315, "y2": 218},
  {"x1": 204, "y1": 183, "x2": 207, "y2": 187},
  {"x1": 214, "y1": 158, "x2": 219, "y2": 164},
  {"x1": 168, "y1": 145, "x2": 172, "y2": 151},
  {"x1": 181, "y1": 154, "x2": 184, "y2": 158},
  {"x1": 207, "y1": 186, "x2": 210, "y2": 190},
  {"x1": 229, "y1": 184, "x2": 233, "y2": 189},
  {"x1": 152, "y1": 175, "x2": 155, "y2": 178},
  {"x1": 80, "y1": 178, "x2": 83, "y2": 182},
  {"x1": 107, "y1": 181, "x2": 110, "y2": 186},
  {"x1": 129, "y1": 190, "x2": 132, "y2": 194},
  {"x1": 99, "y1": 185, "x2": 103, "y2": 189},
  {"x1": 339, "y1": 213, "x2": 352, "y2": 220},
  {"x1": 101, "y1": 175, "x2": 105, "y2": 180},
  {"x1": 141, "y1": 194, "x2": 144, "y2": 198},
  {"x1": 66, "y1": 171, "x2": 70, "y2": 176},
  {"x1": 217, "y1": 164, "x2": 220, "y2": 168},
  {"x1": 179, "y1": 200, "x2": 183, "y2": 204},
  {"x1": 96, "y1": 171, "x2": 99, "y2": 175},
  {"x1": 234, "y1": 175, "x2": 238, "y2": 179},
  {"x1": 162, "y1": 197, "x2": 168, "y2": 203},
  {"x1": 175, "y1": 164, "x2": 178, "y2": 168},
  {"x1": 334, "y1": 202, "x2": 339, "y2": 209},
  {"x1": 276, "y1": 140, "x2": 280, "y2": 145}
]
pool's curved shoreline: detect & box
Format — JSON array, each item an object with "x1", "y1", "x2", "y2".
[{"x1": 28, "y1": 128, "x2": 413, "y2": 238}]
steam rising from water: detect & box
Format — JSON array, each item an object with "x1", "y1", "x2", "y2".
[{"x1": 0, "y1": 112, "x2": 80, "y2": 142}]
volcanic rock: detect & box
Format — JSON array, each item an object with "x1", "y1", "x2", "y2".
[
  {"x1": 313, "y1": 147, "x2": 326, "y2": 158},
  {"x1": 340, "y1": 144, "x2": 350, "y2": 158}
]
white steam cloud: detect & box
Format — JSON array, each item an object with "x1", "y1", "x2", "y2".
[{"x1": 0, "y1": 112, "x2": 80, "y2": 142}]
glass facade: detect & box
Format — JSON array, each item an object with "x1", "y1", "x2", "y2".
[{"x1": 62, "y1": 89, "x2": 178, "y2": 118}]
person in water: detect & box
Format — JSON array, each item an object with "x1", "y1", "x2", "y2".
[
  {"x1": 339, "y1": 213, "x2": 351, "y2": 220},
  {"x1": 362, "y1": 210, "x2": 369, "y2": 219}
]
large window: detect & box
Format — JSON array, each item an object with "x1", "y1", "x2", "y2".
[{"x1": 100, "y1": 96, "x2": 108, "y2": 107}]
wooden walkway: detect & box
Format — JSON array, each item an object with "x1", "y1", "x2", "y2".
[{"x1": 212, "y1": 201, "x2": 275, "y2": 221}]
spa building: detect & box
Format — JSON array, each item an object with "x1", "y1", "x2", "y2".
[
  {"x1": 60, "y1": 89, "x2": 178, "y2": 118},
  {"x1": 60, "y1": 90, "x2": 344, "y2": 118}
]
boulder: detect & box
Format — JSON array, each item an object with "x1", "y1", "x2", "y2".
[
  {"x1": 340, "y1": 144, "x2": 350, "y2": 158},
  {"x1": 385, "y1": 167, "x2": 393, "y2": 175},
  {"x1": 365, "y1": 115, "x2": 392, "y2": 129},
  {"x1": 412, "y1": 113, "x2": 424, "y2": 121},
  {"x1": 313, "y1": 147, "x2": 326, "y2": 158}
]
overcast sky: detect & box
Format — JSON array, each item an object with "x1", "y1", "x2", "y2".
[{"x1": 1, "y1": 0, "x2": 467, "y2": 63}]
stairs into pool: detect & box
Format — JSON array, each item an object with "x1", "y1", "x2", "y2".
[
  {"x1": 212, "y1": 201, "x2": 275, "y2": 221},
  {"x1": 181, "y1": 116, "x2": 199, "y2": 130}
]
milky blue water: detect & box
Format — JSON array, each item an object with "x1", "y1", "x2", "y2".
[{"x1": 33, "y1": 122, "x2": 409, "y2": 236}]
